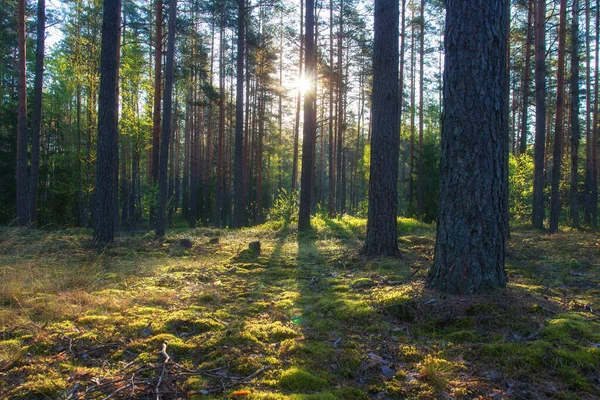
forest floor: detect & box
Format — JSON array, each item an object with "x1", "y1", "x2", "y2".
[{"x1": 0, "y1": 216, "x2": 599, "y2": 399}]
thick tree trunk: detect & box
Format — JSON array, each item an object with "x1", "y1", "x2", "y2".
[
  {"x1": 532, "y1": 0, "x2": 547, "y2": 229},
  {"x1": 234, "y1": 0, "x2": 246, "y2": 228},
  {"x1": 298, "y1": 0, "x2": 316, "y2": 231},
  {"x1": 363, "y1": 0, "x2": 399, "y2": 256},
  {"x1": 549, "y1": 0, "x2": 567, "y2": 233},
  {"x1": 94, "y1": 0, "x2": 121, "y2": 244},
  {"x1": 29, "y1": 0, "x2": 46, "y2": 226},
  {"x1": 427, "y1": 0, "x2": 509, "y2": 294},
  {"x1": 16, "y1": 0, "x2": 29, "y2": 226},
  {"x1": 155, "y1": 0, "x2": 176, "y2": 236},
  {"x1": 570, "y1": 0, "x2": 580, "y2": 228}
]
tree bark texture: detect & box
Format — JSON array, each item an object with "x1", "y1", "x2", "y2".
[
  {"x1": 427, "y1": 0, "x2": 509, "y2": 294},
  {"x1": 298, "y1": 0, "x2": 316, "y2": 231},
  {"x1": 363, "y1": 0, "x2": 399, "y2": 256},
  {"x1": 94, "y1": 0, "x2": 121, "y2": 244},
  {"x1": 155, "y1": 0, "x2": 176, "y2": 236}
]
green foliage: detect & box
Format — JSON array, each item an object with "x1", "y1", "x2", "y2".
[
  {"x1": 268, "y1": 189, "x2": 298, "y2": 224},
  {"x1": 509, "y1": 153, "x2": 534, "y2": 219}
]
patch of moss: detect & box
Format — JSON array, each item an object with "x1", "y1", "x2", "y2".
[
  {"x1": 316, "y1": 297, "x2": 377, "y2": 324},
  {"x1": 350, "y1": 278, "x2": 377, "y2": 290},
  {"x1": 278, "y1": 367, "x2": 328, "y2": 392},
  {"x1": 446, "y1": 329, "x2": 482, "y2": 343}
]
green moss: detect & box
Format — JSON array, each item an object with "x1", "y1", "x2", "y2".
[
  {"x1": 278, "y1": 367, "x2": 328, "y2": 392},
  {"x1": 16, "y1": 371, "x2": 67, "y2": 398},
  {"x1": 373, "y1": 288, "x2": 414, "y2": 322},
  {"x1": 316, "y1": 297, "x2": 377, "y2": 324},
  {"x1": 542, "y1": 313, "x2": 600, "y2": 345},
  {"x1": 446, "y1": 330, "x2": 482, "y2": 343},
  {"x1": 350, "y1": 278, "x2": 376, "y2": 289},
  {"x1": 290, "y1": 393, "x2": 337, "y2": 400},
  {"x1": 331, "y1": 387, "x2": 368, "y2": 399}
]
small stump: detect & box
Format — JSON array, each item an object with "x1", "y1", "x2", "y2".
[{"x1": 249, "y1": 241, "x2": 261, "y2": 255}]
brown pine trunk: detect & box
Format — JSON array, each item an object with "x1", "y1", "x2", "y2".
[
  {"x1": 532, "y1": 0, "x2": 546, "y2": 229},
  {"x1": 215, "y1": 26, "x2": 225, "y2": 228},
  {"x1": 298, "y1": 0, "x2": 316, "y2": 231},
  {"x1": 335, "y1": 0, "x2": 344, "y2": 215},
  {"x1": 408, "y1": 5, "x2": 416, "y2": 208},
  {"x1": 151, "y1": 0, "x2": 162, "y2": 184},
  {"x1": 155, "y1": 0, "x2": 176, "y2": 236},
  {"x1": 292, "y1": 0, "x2": 303, "y2": 194},
  {"x1": 94, "y1": 0, "x2": 121, "y2": 244},
  {"x1": 427, "y1": 0, "x2": 509, "y2": 294},
  {"x1": 29, "y1": 0, "x2": 46, "y2": 226},
  {"x1": 363, "y1": 0, "x2": 399, "y2": 256},
  {"x1": 234, "y1": 0, "x2": 246, "y2": 228},
  {"x1": 519, "y1": 0, "x2": 533, "y2": 155},
  {"x1": 592, "y1": 0, "x2": 599, "y2": 227},
  {"x1": 416, "y1": 0, "x2": 425, "y2": 217},
  {"x1": 570, "y1": 0, "x2": 580, "y2": 228},
  {"x1": 16, "y1": 0, "x2": 29, "y2": 226},
  {"x1": 549, "y1": 0, "x2": 567, "y2": 233}
]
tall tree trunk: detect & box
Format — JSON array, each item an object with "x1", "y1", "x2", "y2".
[
  {"x1": 549, "y1": 0, "x2": 567, "y2": 233},
  {"x1": 570, "y1": 0, "x2": 580, "y2": 228},
  {"x1": 29, "y1": 0, "x2": 46, "y2": 226},
  {"x1": 592, "y1": 0, "x2": 599, "y2": 227},
  {"x1": 292, "y1": 0, "x2": 303, "y2": 193},
  {"x1": 328, "y1": 0, "x2": 335, "y2": 217},
  {"x1": 155, "y1": 0, "x2": 176, "y2": 236},
  {"x1": 408, "y1": 4, "x2": 416, "y2": 208},
  {"x1": 94, "y1": 0, "x2": 121, "y2": 244},
  {"x1": 364, "y1": 0, "x2": 399, "y2": 256},
  {"x1": 16, "y1": 0, "x2": 29, "y2": 226},
  {"x1": 151, "y1": 0, "x2": 162, "y2": 185},
  {"x1": 234, "y1": 0, "x2": 246, "y2": 227},
  {"x1": 298, "y1": 0, "x2": 316, "y2": 230},
  {"x1": 427, "y1": 0, "x2": 509, "y2": 294},
  {"x1": 215, "y1": 26, "x2": 225, "y2": 228},
  {"x1": 532, "y1": 0, "x2": 547, "y2": 229},
  {"x1": 584, "y1": 0, "x2": 593, "y2": 224},
  {"x1": 519, "y1": 0, "x2": 533, "y2": 155},
  {"x1": 335, "y1": 0, "x2": 344, "y2": 215},
  {"x1": 416, "y1": 0, "x2": 425, "y2": 217}
]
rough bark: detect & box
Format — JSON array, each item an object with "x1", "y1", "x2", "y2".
[
  {"x1": 532, "y1": 0, "x2": 546, "y2": 229},
  {"x1": 363, "y1": 0, "x2": 399, "y2": 256},
  {"x1": 298, "y1": 0, "x2": 316, "y2": 231},
  {"x1": 427, "y1": 0, "x2": 509, "y2": 294},
  {"x1": 94, "y1": 0, "x2": 121, "y2": 244},
  {"x1": 549, "y1": 0, "x2": 567, "y2": 234},
  {"x1": 155, "y1": 0, "x2": 176, "y2": 237}
]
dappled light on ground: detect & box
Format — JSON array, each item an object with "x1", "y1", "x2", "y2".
[{"x1": 0, "y1": 217, "x2": 599, "y2": 399}]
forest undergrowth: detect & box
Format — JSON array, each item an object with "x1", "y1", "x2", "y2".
[{"x1": 0, "y1": 217, "x2": 599, "y2": 399}]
